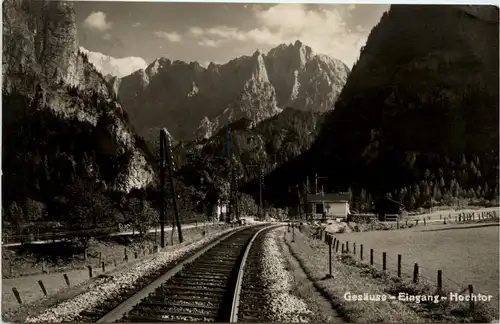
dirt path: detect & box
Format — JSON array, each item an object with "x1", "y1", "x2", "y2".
[{"x1": 278, "y1": 229, "x2": 345, "y2": 323}]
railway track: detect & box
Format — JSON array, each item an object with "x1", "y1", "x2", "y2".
[
  {"x1": 94, "y1": 223, "x2": 280, "y2": 323},
  {"x1": 231, "y1": 226, "x2": 273, "y2": 322}
]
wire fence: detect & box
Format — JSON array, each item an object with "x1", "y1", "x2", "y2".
[
  {"x1": 310, "y1": 229, "x2": 497, "y2": 314},
  {"x1": 2, "y1": 217, "x2": 220, "y2": 245}
]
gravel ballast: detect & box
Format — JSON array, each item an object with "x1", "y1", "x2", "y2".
[
  {"x1": 260, "y1": 228, "x2": 312, "y2": 322},
  {"x1": 24, "y1": 226, "x2": 248, "y2": 323}
]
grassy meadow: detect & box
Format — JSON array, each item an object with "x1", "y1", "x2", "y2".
[{"x1": 334, "y1": 222, "x2": 499, "y2": 309}]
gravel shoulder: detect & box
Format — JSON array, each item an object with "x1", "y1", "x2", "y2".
[
  {"x1": 277, "y1": 227, "x2": 344, "y2": 323},
  {"x1": 259, "y1": 227, "x2": 312, "y2": 322}
]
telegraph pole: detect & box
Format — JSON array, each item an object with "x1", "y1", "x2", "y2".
[
  {"x1": 315, "y1": 173, "x2": 318, "y2": 194},
  {"x1": 228, "y1": 165, "x2": 239, "y2": 223},
  {"x1": 305, "y1": 176, "x2": 310, "y2": 220},
  {"x1": 159, "y1": 129, "x2": 183, "y2": 246},
  {"x1": 247, "y1": 163, "x2": 264, "y2": 220},
  {"x1": 259, "y1": 167, "x2": 264, "y2": 220},
  {"x1": 165, "y1": 134, "x2": 183, "y2": 243},
  {"x1": 315, "y1": 173, "x2": 328, "y2": 194},
  {"x1": 159, "y1": 131, "x2": 166, "y2": 248}
]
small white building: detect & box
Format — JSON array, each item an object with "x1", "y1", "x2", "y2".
[{"x1": 307, "y1": 193, "x2": 350, "y2": 219}]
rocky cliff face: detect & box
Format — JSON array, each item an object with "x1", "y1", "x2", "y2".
[
  {"x1": 266, "y1": 40, "x2": 349, "y2": 112},
  {"x1": 2, "y1": 0, "x2": 155, "y2": 194},
  {"x1": 113, "y1": 41, "x2": 349, "y2": 142}
]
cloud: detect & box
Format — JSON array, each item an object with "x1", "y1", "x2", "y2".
[
  {"x1": 189, "y1": 4, "x2": 367, "y2": 67},
  {"x1": 198, "y1": 39, "x2": 224, "y2": 47},
  {"x1": 188, "y1": 27, "x2": 205, "y2": 37},
  {"x1": 132, "y1": 22, "x2": 141, "y2": 27},
  {"x1": 82, "y1": 11, "x2": 112, "y2": 32},
  {"x1": 154, "y1": 31, "x2": 182, "y2": 42},
  {"x1": 103, "y1": 33, "x2": 112, "y2": 40}
]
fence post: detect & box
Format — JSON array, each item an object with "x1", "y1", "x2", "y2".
[
  {"x1": 101, "y1": 262, "x2": 105, "y2": 273},
  {"x1": 333, "y1": 237, "x2": 337, "y2": 248},
  {"x1": 41, "y1": 259, "x2": 46, "y2": 273},
  {"x1": 370, "y1": 249, "x2": 374, "y2": 266},
  {"x1": 360, "y1": 244, "x2": 364, "y2": 261},
  {"x1": 413, "y1": 263, "x2": 419, "y2": 284},
  {"x1": 397, "y1": 218, "x2": 400, "y2": 229},
  {"x1": 38, "y1": 280, "x2": 48, "y2": 296},
  {"x1": 341, "y1": 243, "x2": 344, "y2": 254},
  {"x1": 98, "y1": 252, "x2": 102, "y2": 265},
  {"x1": 469, "y1": 285, "x2": 474, "y2": 313},
  {"x1": 437, "y1": 270, "x2": 442, "y2": 292},
  {"x1": 84, "y1": 249, "x2": 88, "y2": 261},
  {"x1": 328, "y1": 240, "x2": 333, "y2": 278},
  {"x1": 12, "y1": 288, "x2": 22, "y2": 305},
  {"x1": 424, "y1": 218, "x2": 426, "y2": 226},
  {"x1": 382, "y1": 252, "x2": 386, "y2": 271},
  {"x1": 335, "y1": 240, "x2": 339, "y2": 253},
  {"x1": 124, "y1": 248, "x2": 128, "y2": 261},
  {"x1": 87, "y1": 265, "x2": 93, "y2": 278},
  {"x1": 397, "y1": 254, "x2": 402, "y2": 277},
  {"x1": 353, "y1": 243, "x2": 356, "y2": 256},
  {"x1": 63, "y1": 274, "x2": 70, "y2": 287},
  {"x1": 346, "y1": 241, "x2": 349, "y2": 253},
  {"x1": 134, "y1": 251, "x2": 138, "y2": 259}
]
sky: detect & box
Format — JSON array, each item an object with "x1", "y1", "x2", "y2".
[{"x1": 73, "y1": 2, "x2": 390, "y2": 69}]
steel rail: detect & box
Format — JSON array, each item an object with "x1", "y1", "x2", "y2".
[{"x1": 229, "y1": 224, "x2": 282, "y2": 323}]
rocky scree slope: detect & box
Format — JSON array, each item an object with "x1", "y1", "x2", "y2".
[
  {"x1": 2, "y1": 0, "x2": 155, "y2": 223},
  {"x1": 111, "y1": 40, "x2": 349, "y2": 143},
  {"x1": 264, "y1": 5, "x2": 499, "y2": 210}
]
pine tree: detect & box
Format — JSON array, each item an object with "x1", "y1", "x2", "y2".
[
  {"x1": 413, "y1": 184, "x2": 421, "y2": 199},
  {"x1": 440, "y1": 177, "x2": 446, "y2": 189}
]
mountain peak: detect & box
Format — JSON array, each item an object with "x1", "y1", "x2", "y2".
[
  {"x1": 79, "y1": 47, "x2": 148, "y2": 78},
  {"x1": 250, "y1": 50, "x2": 268, "y2": 82},
  {"x1": 114, "y1": 41, "x2": 349, "y2": 141}
]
